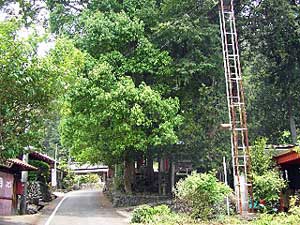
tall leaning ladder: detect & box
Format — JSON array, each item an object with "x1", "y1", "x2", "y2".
[{"x1": 219, "y1": 0, "x2": 253, "y2": 214}]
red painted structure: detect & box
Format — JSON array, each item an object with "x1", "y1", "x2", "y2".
[
  {"x1": 0, "y1": 159, "x2": 37, "y2": 215},
  {"x1": 275, "y1": 149, "x2": 300, "y2": 165},
  {"x1": 0, "y1": 172, "x2": 14, "y2": 215},
  {"x1": 273, "y1": 146, "x2": 300, "y2": 211}
]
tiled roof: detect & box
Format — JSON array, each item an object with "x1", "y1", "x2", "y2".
[
  {"x1": 29, "y1": 152, "x2": 55, "y2": 165},
  {"x1": 7, "y1": 158, "x2": 38, "y2": 171}
]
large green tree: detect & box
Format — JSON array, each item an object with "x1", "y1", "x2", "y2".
[
  {"x1": 45, "y1": 0, "x2": 231, "y2": 171},
  {"x1": 59, "y1": 47, "x2": 182, "y2": 192},
  {"x1": 238, "y1": 0, "x2": 300, "y2": 144},
  {"x1": 0, "y1": 0, "x2": 248, "y2": 173},
  {"x1": 152, "y1": 0, "x2": 230, "y2": 169}
]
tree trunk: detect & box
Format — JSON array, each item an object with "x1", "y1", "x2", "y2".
[
  {"x1": 158, "y1": 158, "x2": 161, "y2": 195},
  {"x1": 124, "y1": 158, "x2": 135, "y2": 194},
  {"x1": 170, "y1": 161, "x2": 175, "y2": 192},
  {"x1": 288, "y1": 99, "x2": 297, "y2": 144},
  {"x1": 146, "y1": 154, "x2": 154, "y2": 183},
  {"x1": 290, "y1": 115, "x2": 297, "y2": 144}
]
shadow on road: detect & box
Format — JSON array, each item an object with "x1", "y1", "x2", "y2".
[{"x1": 0, "y1": 219, "x2": 33, "y2": 225}]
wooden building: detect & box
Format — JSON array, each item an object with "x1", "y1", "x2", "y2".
[
  {"x1": 274, "y1": 145, "x2": 300, "y2": 211},
  {"x1": 0, "y1": 159, "x2": 37, "y2": 216}
]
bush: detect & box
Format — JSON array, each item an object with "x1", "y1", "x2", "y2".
[
  {"x1": 75, "y1": 174, "x2": 99, "y2": 185},
  {"x1": 252, "y1": 170, "x2": 286, "y2": 211},
  {"x1": 174, "y1": 172, "x2": 231, "y2": 219},
  {"x1": 131, "y1": 204, "x2": 171, "y2": 223},
  {"x1": 149, "y1": 212, "x2": 199, "y2": 225},
  {"x1": 62, "y1": 171, "x2": 76, "y2": 190},
  {"x1": 250, "y1": 138, "x2": 286, "y2": 211},
  {"x1": 143, "y1": 213, "x2": 246, "y2": 225},
  {"x1": 251, "y1": 212, "x2": 300, "y2": 225}
]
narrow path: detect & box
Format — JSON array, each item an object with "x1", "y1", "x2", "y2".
[{"x1": 45, "y1": 190, "x2": 128, "y2": 225}]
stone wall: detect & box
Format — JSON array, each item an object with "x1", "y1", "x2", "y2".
[{"x1": 110, "y1": 192, "x2": 171, "y2": 207}]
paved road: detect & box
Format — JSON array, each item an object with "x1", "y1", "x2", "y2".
[{"x1": 46, "y1": 190, "x2": 128, "y2": 225}]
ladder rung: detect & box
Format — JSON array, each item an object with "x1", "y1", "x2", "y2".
[
  {"x1": 225, "y1": 32, "x2": 236, "y2": 35},
  {"x1": 228, "y1": 54, "x2": 238, "y2": 57},
  {"x1": 235, "y1": 183, "x2": 251, "y2": 187},
  {"x1": 234, "y1": 155, "x2": 248, "y2": 158},
  {"x1": 223, "y1": 11, "x2": 234, "y2": 14},
  {"x1": 231, "y1": 102, "x2": 244, "y2": 106},
  {"x1": 230, "y1": 105, "x2": 243, "y2": 108},
  {"x1": 233, "y1": 128, "x2": 247, "y2": 131},
  {"x1": 234, "y1": 164, "x2": 247, "y2": 167},
  {"x1": 230, "y1": 77, "x2": 242, "y2": 80}
]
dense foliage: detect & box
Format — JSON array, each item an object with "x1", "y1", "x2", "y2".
[
  {"x1": 238, "y1": 0, "x2": 300, "y2": 144},
  {"x1": 250, "y1": 138, "x2": 286, "y2": 211},
  {"x1": 41, "y1": 0, "x2": 231, "y2": 171},
  {"x1": 28, "y1": 159, "x2": 50, "y2": 182},
  {"x1": 0, "y1": 0, "x2": 299, "y2": 205},
  {"x1": 174, "y1": 172, "x2": 231, "y2": 219},
  {"x1": 0, "y1": 20, "x2": 60, "y2": 159},
  {"x1": 60, "y1": 61, "x2": 183, "y2": 165},
  {"x1": 131, "y1": 204, "x2": 171, "y2": 224},
  {"x1": 131, "y1": 198, "x2": 300, "y2": 225},
  {"x1": 74, "y1": 174, "x2": 99, "y2": 185},
  {"x1": 132, "y1": 210, "x2": 300, "y2": 225}
]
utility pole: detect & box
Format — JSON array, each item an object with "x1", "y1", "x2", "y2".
[
  {"x1": 20, "y1": 153, "x2": 28, "y2": 215},
  {"x1": 51, "y1": 144, "x2": 58, "y2": 188},
  {"x1": 223, "y1": 156, "x2": 230, "y2": 215}
]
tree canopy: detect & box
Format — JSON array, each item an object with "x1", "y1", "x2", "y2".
[
  {"x1": 0, "y1": 20, "x2": 59, "y2": 159},
  {"x1": 0, "y1": 0, "x2": 299, "y2": 175},
  {"x1": 60, "y1": 60, "x2": 183, "y2": 165}
]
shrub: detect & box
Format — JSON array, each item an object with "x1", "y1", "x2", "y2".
[
  {"x1": 250, "y1": 138, "x2": 286, "y2": 211},
  {"x1": 75, "y1": 174, "x2": 99, "y2": 185},
  {"x1": 131, "y1": 204, "x2": 171, "y2": 223},
  {"x1": 174, "y1": 172, "x2": 231, "y2": 219},
  {"x1": 62, "y1": 170, "x2": 76, "y2": 190},
  {"x1": 252, "y1": 170, "x2": 286, "y2": 211},
  {"x1": 250, "y1": 138, "x2": 275, "y2": 175},
  {"x1": 150, "y1": 212, "x2": 198, "y2": 225},
  {"x1": 148, "y1": 213, "x2": 247, "y2": 225},
  {"x1": 251, "y1": 212, "x2": 300, "y2": 225}
]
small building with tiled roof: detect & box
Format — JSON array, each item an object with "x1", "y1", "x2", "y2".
[
  {"x1": 29, "y1": 151, "x2": 66, "y2": 190},
  {"x1": 274, "y1": 145, "x2": 300, "y2": 167},
  {"x1": 273, "y1": 145, "x2": 300, "y2": 190},
  {"x1": 273, "y1": 145, "x2": 300, "y2": 211},
  {"x1": 29, "y1": 152, "x2": 56, "y2": 168},
  {"x1": 0, "y1": 158, "x2": 38, "y2": 216}
]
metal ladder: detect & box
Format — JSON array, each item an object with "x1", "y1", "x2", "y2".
[{"x1": 219, "y1": 0, "x2": 253, "y2": 214}]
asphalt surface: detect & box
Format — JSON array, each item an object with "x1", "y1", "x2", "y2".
[{"x1": 46, "y1": 190, "x2": 128, "y2": 225}]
